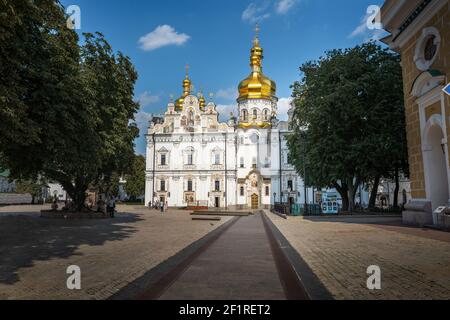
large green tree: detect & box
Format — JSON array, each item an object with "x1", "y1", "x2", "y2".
[
  {"x1": 124, "y1": 155, "x2": 146, "y2": 201},
  {"x1": 0, "y1": 1, "x2": 139, "y2": 210},
  {"x1": 287, "y1": 43, "x2": 408, "y2": 212}
]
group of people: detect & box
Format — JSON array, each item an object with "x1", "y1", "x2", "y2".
[
  {"x1": 148, "y1": 200, "x2": 169, "y2": 213},
  {"x1": 97, "y1": 196, "x2": 116, "y2": 218}
]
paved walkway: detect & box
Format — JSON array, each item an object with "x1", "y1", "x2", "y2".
[
  {"x1": 0, "y1": 206, "x2": 231, "y2": 300},
  {"x1": 267, "y1": 213, "x2": 450, "y2": 300},
  {"x1": 159, "y1": 214, "x2": 285, "y2": 300}
]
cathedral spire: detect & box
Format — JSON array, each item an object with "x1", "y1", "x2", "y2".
[
  {"x1": 250, "y1": 24, "x2": 263, "y2": 73},
  {"x1": 183, "y1": 64, "x2": 192, "y2": 96},
  {"x1": 237, "y1": 24, "x2": 276, "y2": 103},
  {"x1": 254, "y1": 23, "x2": 260, "y2": 45},
  {"x1": 176, "y1": 64, "x2": 193, "y2": 111}
]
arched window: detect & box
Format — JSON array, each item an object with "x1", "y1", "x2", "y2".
[
  {"x1": 188, "y1": 110, "x2": 194, "y2": 126},
  {"x1": 185, "y1": 147, "x2": 195, "y2": 165},
  {"x1": 253, "y1": 109, "x2": 258, "y2": 120},
  {"x1": 187, "y1": 180, "x2": 193, "y2": 192},
  {"x1": 242, "y1": 110, "x2": 248, "y2": 122},
  {"x1": 263, "y1": 109, "x2": 270, "y2": 121},
  {"x1": 215, "y1": 180, "x2": 221, "y2": 192},
  {"x1": 214, "y1": 153, "x2": 221, "y2": 165}
]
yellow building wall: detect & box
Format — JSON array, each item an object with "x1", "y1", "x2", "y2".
[
  {"x1": 425, "y1": 102, "x2": 442, "y2": 121},
  {"x1": 399, "y1": 4, "x2": 449, "y2": 199}
]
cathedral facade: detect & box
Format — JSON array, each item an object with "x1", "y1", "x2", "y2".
[{"x1": 145, "y1": 31, "x2": 311, "y2": 209}]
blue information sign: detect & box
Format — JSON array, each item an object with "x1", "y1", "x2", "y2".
[{"x1": 444, "y1": 83, "x2": 450, "y2": 96}]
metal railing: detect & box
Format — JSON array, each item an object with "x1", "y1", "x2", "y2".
[{"x1": 272, "y1": 203, "x2": 323, "y2": 216}]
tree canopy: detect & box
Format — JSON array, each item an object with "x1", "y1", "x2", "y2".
[
  {"x1": 287, "y1": 42, "x2": 408, "y2": 211},
  {"x1": 0, "y1": 0, "x2": 139, "y2": 210},
  {"x1": 124, "y1": 155, "x2": 146, "y2": 201}
]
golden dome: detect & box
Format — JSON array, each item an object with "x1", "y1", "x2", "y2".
[
  {"x1": 175, "y1": 65, "x2": 192, "y2": 111},
  {"x1": 198, "y1": 92, "x2": 206, "y2": 109},
  {"x1": 238, "y1": 27, "x2": 277, "y2": 103}
]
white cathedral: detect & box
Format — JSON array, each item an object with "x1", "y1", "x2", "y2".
[{"x1": 145, "y1": 29, "x2": 313, "y2": 209}]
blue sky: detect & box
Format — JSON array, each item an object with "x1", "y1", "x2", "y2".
[{"x1": 61, "y1": 0, "x2": 384, "y2": 155}]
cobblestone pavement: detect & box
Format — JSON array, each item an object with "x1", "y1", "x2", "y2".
[
  {"x1": 0, "y1": 205, "x2": 231, "y2": 300},
  {"x1": 267, "y1": 213, "x2": 450, "y2": 300}
]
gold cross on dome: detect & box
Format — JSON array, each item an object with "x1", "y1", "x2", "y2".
[
  {"x1": 255, "y1": 23, "x2": 260, "y2": 39},
  {"x1": 185, "y1": 64, "x2": 190, "y2": 77}
]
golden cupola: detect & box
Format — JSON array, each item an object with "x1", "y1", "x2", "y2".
[
  {"x1": 198, "y1": 92, "x2": 206, "y2": 110},
  {"x1": 175, "y1": 65, "x2": 192, "y2": 111},
  {"x1": 237, "y1": 25, "x2": 277, "y2": 103}
]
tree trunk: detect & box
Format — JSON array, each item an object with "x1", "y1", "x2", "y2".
[
  {"x1": 369, "y1": 175, "x2": 381, "y2": 209},
  {"x1": 393, "y1": 168, "x2": 400, "y2": 208},
  {"x1": 333, "y1": 182, "x2": 349, "y2": 211},
  {"x1": 62, "y1": 179, "x2": 88, "y2": 212},
  {"x1": 347, "y1": 177, "x2": 361, "y2": 213},
  {"x1": 74, "y1": 185, "x2": 87, "y2": 212},
  {"x1": 347, "y1": 181, "x2": 356, "y2": 213}
]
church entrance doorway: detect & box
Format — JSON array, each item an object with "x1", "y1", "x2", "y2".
[
  {"x1": 289, "y1": 197, "x2": 295, "y2": 206},
  {"x1": 251, "y1": 194, "x2": 259, "y2": 209},
  {"x1": 424, "y1": 123, "x2": 449, "y2": 210},
  {"x1": 215, "y1": 197, "x2": 220, "y2": 208}
]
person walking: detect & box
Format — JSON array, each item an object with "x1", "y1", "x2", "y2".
[
  {"x1": 106, "y1": 197, "x2": 112, "y2": 217},
  {"x1": 112, "y1": 196, "x2": 116, "y2": 218},
  {"x1": 107, "y1": 196, "x2": 115, "y2": 218}
]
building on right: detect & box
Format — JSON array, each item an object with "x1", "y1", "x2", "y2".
[{"x1": 381, "y1": 0, "x2": 449, "y2": 226}]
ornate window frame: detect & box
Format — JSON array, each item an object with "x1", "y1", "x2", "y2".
[
  {"x1": 183, "y1": 147, "x2": 196, "y2": 167},
  {"x1": 414, "y1": 27, "x2": 441, "y2": 72},
  {"x1": 241, "y1": 109, "x2": 249, "y2": 122},
  {"x1": 157, "y1": 147, "x2": 170, "y2": 168},
  {"x1": 263, "y1": 108, "x2": 271, "y2": 121}
]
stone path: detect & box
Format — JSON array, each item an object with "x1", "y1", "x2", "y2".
[
  {"x1": 3, "y1": 205, "x2": 449, "y2": 300},
  {"x1": 0, "y1": 206, "x2": 231, "y2": 300},
  {"x1": 159, "y1": 214, "x2": 287, "y2": 300},
  {"x1": 267, "y1": 213, "x2": 450, "y2": 300},
  {"x1": 132, "y1": 214, "x2": 308, "y2": 300}
]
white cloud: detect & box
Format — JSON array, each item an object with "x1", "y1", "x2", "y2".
[
  {"x1": 216, "y1": 87, "x2": 238, "y2": 101},
  {"x1": 139, "y1": 25, "x2": 190, "y2": 51},
  {"x1": 277, "y1": 97, "x2": 293, "y2": 121},
  {"x1": 134, "y1": 111, "x2": 154, "y2": 131},
  {"x1": 242, "y1": 0, "x2": 301, "y2": 23},
  {"x1": 349, "y1": 12, "x2": 386, "y2": 42},
  {"x1": 216, "y1": 104, "x2": 237, "y2": 121},
  {"x1": 276, "y1": 0, "x2": 298, "y2": 15},
  {"x1": 349, "y1": 21, "x2": 368, "y2": 38},
  {"x1": 137, "y1": 91, "x2": 160, "y2": 107},
  {"x1": 242, "y1": 2, "x2": 271, "y2": 23}
]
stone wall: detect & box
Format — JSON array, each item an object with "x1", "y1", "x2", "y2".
[
  {"x1": 0, "y1": 193, "x2": 32, "y2": 205},
  {"x1": 400, "y1": 4, "x2": 450, "y2": 199}
]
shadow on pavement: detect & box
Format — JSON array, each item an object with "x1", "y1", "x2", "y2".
[{"x1": 0, "y1": 213, "x2": 143, "y2": 285}]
